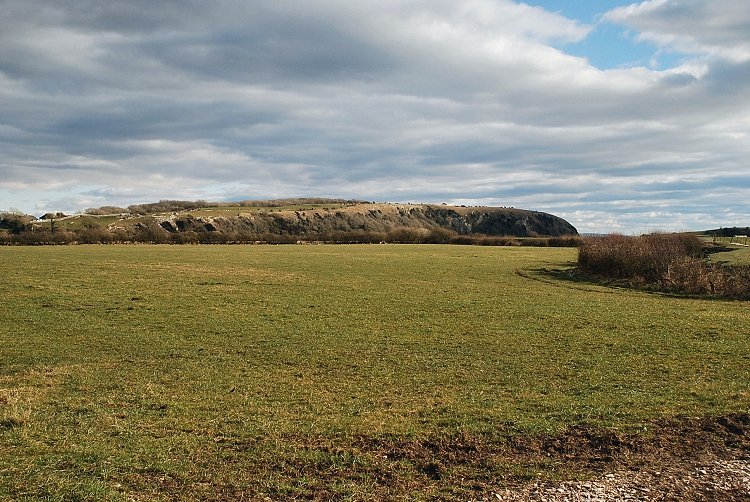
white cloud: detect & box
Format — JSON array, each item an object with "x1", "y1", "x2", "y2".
[{"x1": 604, "y1": 0, "x2": 750, "y2": 62}]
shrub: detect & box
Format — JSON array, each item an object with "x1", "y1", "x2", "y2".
[
  {"x1": 479, "y1": 236, "x2": 520, "y2": 246},
  {"x1": 664, "y1": 258, "x2": 750, "y2": 297},
  {"x1": 448, "y1": 235, "x2": 477, "y2": 245},
  {"x1": 84, "y1": 206, "x2": 130, "y2": 215},
  {"x1": 0, "y1": 214, "x2": 32, "y2": 234},
  {"x1": 386, "y1": 227, "x2": 428, "y2": 244},
  {"x1": 547, "y1": 236, "x2": 581, "y2": 247},
  {"x1": 15, "y1": 229, "x2": 74, "y2": 245},
  {"x1": 76, "y1": 227, "x2": 114, "y2": 244},
  {"x1": 578, "y1": 233, "x2": 749, "y2": 298},
  {"x1": 132, "y1": 223, "x2": 170, "y2": 243},
  {"x1": 170, "y1": 231, "x2": 200, "y2": 244},
  {"x1": 520, "y1": 238, "x2": 548, "y2": 247},
  {"x1": 423, "y1": 228, "x2": 454, "y2": 244},
  {"x1": 578, "y1": 233, "x2": 703, "y2": 283}
]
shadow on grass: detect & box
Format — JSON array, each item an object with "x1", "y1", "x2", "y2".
[
  {"x1": 519, "y1": 266, "x2": 749, "y2": 302},
  {"x1": 0, "y1": 418, "x2": 22, "y2": 431}
]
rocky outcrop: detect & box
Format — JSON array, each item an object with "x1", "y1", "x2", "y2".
[
  {"x1": 423, "y1": 206, "x2": 577, "y2": 237},
  {"x1": 155, "y1": 204, "x2": 577, "y2": 238}
]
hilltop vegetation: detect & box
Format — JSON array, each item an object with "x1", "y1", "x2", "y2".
[
  {"x1": 1, "y1": 198, "x2": 579, "y2": 245},
  {"x1": 705, "y1": 226, "x2": 750, "y2": 237},
  {"x1": 123, "y1": 197, "x2": 361, "y2": 215}
]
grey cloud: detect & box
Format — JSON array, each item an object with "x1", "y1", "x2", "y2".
[
  {"x1": 604, "y1": 0, "x2": 750, "y2": 58},
  {"x1": 1, "y1": 1, "x2": 749, "y2": 232}
]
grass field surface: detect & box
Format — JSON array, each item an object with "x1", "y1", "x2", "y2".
[
  {"x1": 710, "y1": 245, "x2": 750, "y2": 265},
  {"x1": 1, "y1": 245, "x2": 748, "y2": 499}
]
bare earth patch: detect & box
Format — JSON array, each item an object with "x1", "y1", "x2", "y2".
[
  {"x1": 202, "y1": 414, "x2": 750, "y2": 500},
  {"x1": 484, "y1": 414, "x2": 750, "y2": 501}
]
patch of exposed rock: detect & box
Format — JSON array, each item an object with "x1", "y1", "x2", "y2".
[{"x1": 155, "y1": 204, "x2": 578, "y2": 238}]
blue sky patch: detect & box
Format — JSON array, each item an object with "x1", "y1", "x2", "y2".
[
  {"x1": 566, "y1": 23, "x2": 685, "y2": 70},
  {"x1": 523, "y1": 0, "x2": 686, "y2": 69},
  {"x1": 523, "y1": 0, "x2": 635, "y2": 23}
]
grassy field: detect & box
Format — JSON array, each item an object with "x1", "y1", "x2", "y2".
[
  {"x1": 710, "y1": 244, "x2": 750, "y2": 265},
  {"x1": 1, "y1": 245, "x2": 748, "y2": 500}
]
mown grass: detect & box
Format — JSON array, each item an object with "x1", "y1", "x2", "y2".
[{"x1": 1, "y1": 245, "x2": 748, "y2": 499}]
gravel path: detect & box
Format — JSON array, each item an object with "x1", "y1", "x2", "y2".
[{"x1": 485, "y1": 458, "x2": 750, "y2": 501}]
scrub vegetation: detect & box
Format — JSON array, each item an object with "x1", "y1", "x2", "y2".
[
  {"x1": 578, "y1": 233, "x2": 750, "y2": 298},
  {"x1": 1, "y1": 244, "x2": 748, "y2": 500}
]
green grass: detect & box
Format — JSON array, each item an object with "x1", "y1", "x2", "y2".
[
  {"x1": 1, "y1": 245, "x2": 748, "y2": 499},
  {"x1": 710, "y1": 245, "x2": 750, "y2": 265}
]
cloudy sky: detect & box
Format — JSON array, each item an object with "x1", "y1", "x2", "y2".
[{"x1": 1, "y1": 0, "x2": 748, "y2": 233}]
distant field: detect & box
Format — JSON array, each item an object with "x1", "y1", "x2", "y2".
[
  {"x1": 710, "y1": 244, "x2": 750, "y2": 265},
  {"x1": 1, "y1": 245, "x2": 748, "y2": 499}
]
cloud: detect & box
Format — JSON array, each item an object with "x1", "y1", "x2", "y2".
[
  {"x1": 0, "y1": 1, "x2": 748, "y2": 232},
  {"x1": 604, "y1": 0, "x2": 750, "y2": 62}
]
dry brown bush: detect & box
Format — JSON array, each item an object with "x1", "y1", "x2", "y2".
[
  {"x1": 579, "y1": 233, "x2": 703, "y2": 283},
  {"x1": 664, "y1": 258, "x2": 750, "y2": 297},
  {"x1": 579, "y1": 233, "x2": 749, "y2": 298}
]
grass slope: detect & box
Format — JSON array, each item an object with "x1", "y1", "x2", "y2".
[{"x1": 1, "y1": 245, "x2": 748, "y2": 499}]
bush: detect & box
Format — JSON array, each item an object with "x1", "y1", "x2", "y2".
[
  {"x1": 84, "y1": 206, "x2": 130, "y2": 215},
  {"x1": 0, "y1": 214, "x2": 32, "y2": 234},
  {"x1": 423, "y1": 228, "x2": 454, "y2": 244},
  {"x1": 14, "y1": 229, "x2": 74, "y2": 245},
  {"x1": 132, "y1": 223, "x2": 170, "y2": 243},
  {"x1": 386, "y1": 227, "x2": 428, "y2": 244},
  {"x1": 578, "y1": 233, "x2": 703, "y2": 283},
  {"x1": 578, "y1": 233, "x2": 749, "y2": 298},
  {"x1": 484, "y1": 236, "x2": 520, "y2": 246},
  {"x1": 547, "y1": 236, "x2": 581, "y2": 247},
  {"x1": 664, "y1": 258, "x2": 750, "y2": 297},
  {"x1": 76, "y1": 227, "x2": 114, "y2": 244}
]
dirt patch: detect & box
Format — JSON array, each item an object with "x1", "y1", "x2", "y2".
[
  {"x1": 197, "y1": 414, "x2": 750, "y2": 500},
  {"x1": 492, "y1": 459, "x2": 750, "y2": 501},
  {"x1": 487, "y1": 414, "x2": 750, "y2": 501},
  {"x1": 345, "y1": 414, "x2": 750, "y2": 499}
]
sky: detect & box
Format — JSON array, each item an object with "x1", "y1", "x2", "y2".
[{"x1": 1, "y1": 0, "x2": 749, "y2": 234}]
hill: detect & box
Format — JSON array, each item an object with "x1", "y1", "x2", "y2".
[
  {"x1": 149, "y1": 202, "x2": 577, "y2": 237},
  {"x1": 2, "y1": 199, "x2": 578, "y2": 244},
  {"x1": 704, "y1": 227, "x2": 750, "y2": 237}
]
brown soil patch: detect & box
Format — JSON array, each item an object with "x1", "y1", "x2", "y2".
[{"x1": 194, "y1": 414, "x2": 750, "y2": 500}]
